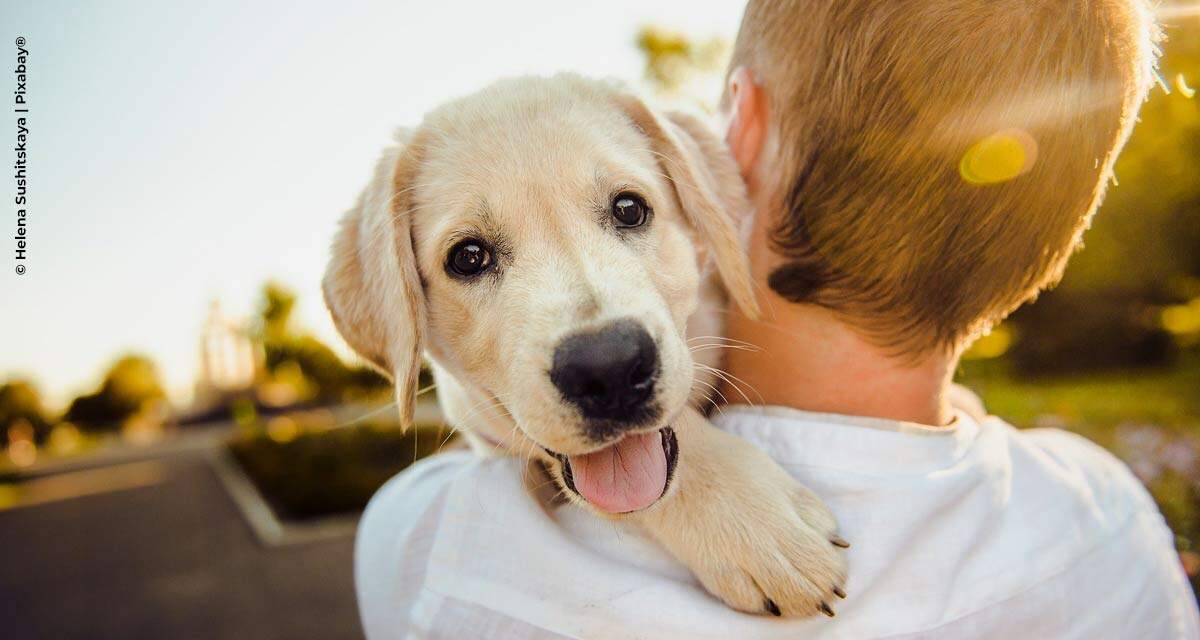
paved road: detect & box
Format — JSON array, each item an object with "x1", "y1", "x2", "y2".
[{"x1": 0, "y1": 455, "x2": 363, "y2": 640}]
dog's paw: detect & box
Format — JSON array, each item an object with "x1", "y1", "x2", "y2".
[
  {"x1": 694, "y1": 478, "x2": 848, "y2": 618},
  {"x1": 639, "y1": 411, "x2": 848, "y2": 618}
]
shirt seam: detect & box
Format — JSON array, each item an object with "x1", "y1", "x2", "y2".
[{"x1": 719, "y1": 404, "x2": 963, "y2": 436}]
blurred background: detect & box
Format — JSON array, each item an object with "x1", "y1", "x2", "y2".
[{"x1": 1, "y1": 1, "x2": 1198, "y2": 638}]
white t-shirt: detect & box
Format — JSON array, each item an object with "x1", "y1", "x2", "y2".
[{"x1": 355, "y1": 405, "x2": 1200, "y2": 639}]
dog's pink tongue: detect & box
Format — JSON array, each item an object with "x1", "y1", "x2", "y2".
[{"x1": 569, "y1": 431, "x2": 667, "y2": 514}]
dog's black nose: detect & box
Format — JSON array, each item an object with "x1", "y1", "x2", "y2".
[{"x1": 550, "y1": 319, "x2": 659, "y2": 422}]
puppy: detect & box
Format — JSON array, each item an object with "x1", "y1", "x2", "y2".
[{"x1": 324, "y1": 74, "x2": 847, "y2": 617}]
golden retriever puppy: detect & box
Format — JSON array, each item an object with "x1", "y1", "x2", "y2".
[{"x1": 324, "y1": 74, "x2": 847, "y2": 617}]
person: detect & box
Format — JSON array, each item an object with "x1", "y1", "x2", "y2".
[{"x1": 355, "y1": 0, "x2": 1200, "y2": 637}]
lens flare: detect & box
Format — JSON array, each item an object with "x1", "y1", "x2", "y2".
[
  {"x1": 1157, "y1": 3, "x2": 1200, "y2": 19},
  {"x1": 1177, "y1": 74, "x2": 1196, "y2": 99},
  {"x1": 959, "y1": 129, "x2": 1038, "y2": 186}
]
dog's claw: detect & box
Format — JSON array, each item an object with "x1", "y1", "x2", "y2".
[
  {"x1": 831, "y1": 536, "x2": 850, "y2": 548},
  {"x1": 819, "y1": 601, "x2": 836, "y2": 617},
  {"x1": 764, "y1": 599, "x2": 782, "y2": 617},
  {"x1": 832, "y1": 585, "x2": 846, "y2": 599}
]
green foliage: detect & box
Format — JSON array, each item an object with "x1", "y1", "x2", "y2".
[
  {"x1": 1006, "y1": 19, "x2": 1200, "y2": 372},
  {"x1": 959, "y1": 358, "x2": 1200, "y2": 435},
  {"x1": 0, "y1": 379, "x2": 52, "y2": 443},
  {"x1": 264, "y1": 335, "x2": 390, "y2": 402},
  {"x1": 1060, "y1": 22, "x2": 1200, "y2": 296},
  {"x1": 64, "y1": 355, "x2": 165, "y2": 432},
  {"x1": 1005, "y1": 290, "x2": 1176, "y2": 375},
  {"x1": 253, "y1": 282, "x2": 390, "y2": 405},
  {"x1": 228, "y1": 422, "x2": 454, "y2": 520},
  {"x1": 636, "y1": 25, "x2": 728, "y2": 101},
  {"x1": 259, "y1": 281, "x2": 297, "y2": 343}
]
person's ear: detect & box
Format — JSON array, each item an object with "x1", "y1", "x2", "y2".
[
  {"x1": 724, "y1": 66, "x2": 768, "y2": 183},
  {"x1": 613, "y1": 91, "x2": 761, "y2": 319},
  {"x1": 323, "y1": 129, "x2": 427, "y2": 429}
]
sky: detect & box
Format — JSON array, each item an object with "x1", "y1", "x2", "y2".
[{"x1": 0, "y1": 0, "x2": 748, "y2": 408}]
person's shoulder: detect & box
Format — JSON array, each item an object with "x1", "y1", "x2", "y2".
[
  {"x1": 354, "y1": 449, "x2": 476, "y2": 585},
  {"x1": 363, "y1": 449, "x2": 482, "y2": 517},
  {"x1": 975, "y1": 417, "x2": 1166, "y2": 550},
  {"x1": 357, "y1": 449, "x2": 529, "y2": 555},
  {"x1": 355, "y1": 450, "x2": 535, "y2": 639},
  {"x1": 1004, "y1": 425, "x2": 1200, "y2": 634},
  {"x1": 359, "y1": 450, "x2": 466, "y2": 537},
  {"x1": 1013, "y1": 424, "x2": 1159, "y2": 514}
]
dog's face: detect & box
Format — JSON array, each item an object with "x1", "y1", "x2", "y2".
[
  {"x1": 324, "y1": 75, "x2": 756, "y2": 513},
  {"x1": 413, "y1": 82, "x2": 706, "y2": 454}
]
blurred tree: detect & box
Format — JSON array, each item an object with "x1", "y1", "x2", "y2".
[
  {"x1": 636, "y1": 25, "x2": 728, "y2": 105},
  {"x1": 1006, "y1": 17, "x2": 1200, "y2": 373},
  {"x1": 0, "y1": 379, "x2": 53, "y2": 443},
  {"x1": 65, "y1": 355, "x2": 166, "y2": 432},
  {"x1": 1059, "y1": 21, "x2": 1200, "y2": 296},
  {"x1": 253, "y1": 282, "x2": 390, "y2": 406},
  {"x1": 260, "y1": 281, "x2": 297, "y2": 343}
]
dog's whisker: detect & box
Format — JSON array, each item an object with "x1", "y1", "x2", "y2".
[
  {"x1": 702, "y1": 307, "x2": 817, "y2": 341},
  {"x1": 689, "y1": 343, "x2": 760, "y2": 353},
  {"x1": 696, "y1": 365, "x2": 748, "y2": 403},
  {"x1": 695, "y1": 362, "x2": 765, "y2": 407},
  {"x1": 455, "y1": 397, "x2": 506, "y2": 430},
  {"x1": 686, "y1": 335, "x2": 760, "y2": 348},
  {"x1": 698, "y1": 361, "x2": 760, "y2": 396},
  {"x1": 519, "y1": 435, "x2": 540, "y2": 484},
  {"x1": 691, "y1": 377, "x2": 729, "y2": 413},
  {"x1": 527, "y1": 476, "x2": 565, "y2": 494},
  {"x1": 435, "y1": 423, "x2": 459, "y2": 451},
  {"x1": 328, "y1": 400, "x2": 399, "y2": 431},
  {"x1": 686, "y1": 336, "x2": 758, "y2": 345},
  {"x1": 449, "y1": 393, "x2": 515, "y2": 450}
]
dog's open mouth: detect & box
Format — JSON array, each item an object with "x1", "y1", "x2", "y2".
[{"x1": 546, "y1": 426, "x2": 678, "y2": 514}]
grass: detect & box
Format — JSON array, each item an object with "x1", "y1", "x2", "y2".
[
  {"x1": 958, "y1": 359, "x2": 1200, "y2": 445},
  {"x1": 959, "y1": 358, "x2": 1200, "y2": 594}
]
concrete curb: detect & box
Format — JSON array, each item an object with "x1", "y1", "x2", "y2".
[{"x1": 205, "y1": 448, "x2": 359, "y2": 547}]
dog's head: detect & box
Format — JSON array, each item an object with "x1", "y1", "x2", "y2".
[{"x1": 324, "y1": 75, "x2": 757, "y2": 513}]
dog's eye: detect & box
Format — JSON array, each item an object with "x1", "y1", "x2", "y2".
[
  {"x1": 447, "y1": 240, "x2": 493, "y2": 278},
  {"x1": 611, "y1": 193, "x2": 650, "y2": 228}
]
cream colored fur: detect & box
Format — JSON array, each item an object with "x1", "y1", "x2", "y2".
[{"x1": 324, "y1": 74, "x2": 846, "y2": 617}]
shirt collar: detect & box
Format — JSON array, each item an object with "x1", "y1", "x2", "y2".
[{"x1": 712, "y1": 405, "x2": 983, "y2": 475}]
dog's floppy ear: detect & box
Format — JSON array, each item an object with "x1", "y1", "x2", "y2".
[
  {"x1": 323, "y1": 130, "x2": 426, "y2": 429},
  {"x1": 616, "y1": 94, "x2": 761, "y2": 318}
]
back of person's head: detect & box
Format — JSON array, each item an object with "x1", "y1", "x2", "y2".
[{"x1": 728, "y1": 0, "x2": 1160, "y2": 357}]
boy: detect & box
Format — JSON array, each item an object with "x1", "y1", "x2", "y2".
[{"x1": 356, "y1": 1, "x2": 1200, "y2": 637}]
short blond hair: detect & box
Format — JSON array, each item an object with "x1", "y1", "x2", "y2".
[{"x1": 729, "y1": 0, "x2": 1159, "y2": 355}]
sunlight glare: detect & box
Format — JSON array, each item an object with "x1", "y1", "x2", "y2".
[
  {"x1": 1177, "y1": 74, "x2": 1196, "y2": 99},
  {"x1": 1157, "y1": 3, "x2": 1200, "y2": 19},
  {"x1": 959, "y1": 129, "x2": 1038, "y2": 186}
]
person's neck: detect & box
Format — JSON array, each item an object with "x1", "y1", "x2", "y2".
[{"x1": 719, "y1": 300, "x2": 958, "y2": 427}]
